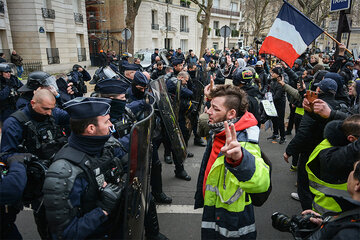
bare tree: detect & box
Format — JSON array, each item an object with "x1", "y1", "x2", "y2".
[
  {"x1": 190, "y1": 0, "x2": 213, "y2": 57},
  {"x1": 290, "y1": 0, "x2": 330, "y2": 26},
  {"x1": 125, "y1": 0, "x2": 142, "y2": 54}
]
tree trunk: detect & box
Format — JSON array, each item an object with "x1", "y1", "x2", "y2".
[
  {"x1": 200, "y1": 12, "x2": 210, "y2": 57},
  {"x1": 125, "y1": 15, "x2": 136, "y2": 54}
]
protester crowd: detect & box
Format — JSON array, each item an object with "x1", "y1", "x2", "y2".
[{"x1": 0, "y1": 42, "x2": 359, "y2": 240}]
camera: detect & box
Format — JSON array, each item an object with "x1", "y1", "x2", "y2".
[{"x1": 272, "y1": 212, "x2": 320, "y2": 239}]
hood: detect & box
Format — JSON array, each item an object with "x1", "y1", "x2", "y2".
[
  {"x1": 324, "y1": 72, "x2": 345, "y2": 89},
  {"x1": 324, "y1": 120, "x2": 349, "y2": 147},
  {"x1": 236, "y1": 59, "x2": 246, "y2": 69}
]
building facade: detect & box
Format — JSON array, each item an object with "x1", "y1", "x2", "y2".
[
  {"x1": 6, "y1": 0, "x2": 90, "y2": 73},
  {"x1": 0, "y1": 0, "x2": 13, "y2": 62}
]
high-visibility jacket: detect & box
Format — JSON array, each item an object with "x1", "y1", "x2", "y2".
[
  {"x1": 202, "y1": 126, "x2": 270, "y2": 239},
  {"x1": 306, "y1": 139, "x2": 349, "y2": 214}
]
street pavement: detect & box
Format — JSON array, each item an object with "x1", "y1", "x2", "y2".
[{"x1": 15, "y1": 126, "x2": 301, "y2": 239}]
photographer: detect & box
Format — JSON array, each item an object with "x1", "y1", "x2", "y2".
[
  {"x1": 274, "y1": 160, "x2": 360, "y2": 240},
  {"x1": 68, "y1": 64, "x2": 91, "y2": 97},
  {"x1": 246, "y1": 49, "x2": 258, "y2": 66}
]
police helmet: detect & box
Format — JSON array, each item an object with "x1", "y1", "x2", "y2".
[
  {"x1": 18, "y1": 71, "x2": 58, "y2": 92},
  {"x1": 0, "y1": 63, "x2": 11, "y2": 72},
  {"x1": 72, "y1": 64, "x2": 82, "y2": 71},
  {"x1": 232, "y1": 68, "x2": 254, "y2": 86}
]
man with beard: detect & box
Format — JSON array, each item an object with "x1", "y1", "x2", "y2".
[
  {"x1": 194, "y1": 84, "x2": 270, "y2": 239},
  {"x1": 151, "y1": 62, "x2": 166, "y2": 80}
]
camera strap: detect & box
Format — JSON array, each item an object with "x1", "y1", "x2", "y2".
[{"x1": 324, "y1": 207, "x2": 360, "y2": 224}]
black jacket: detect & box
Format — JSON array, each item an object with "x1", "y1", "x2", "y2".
[
  {"x1": 270, "y1": 78, "x2": 286, "y2": 104},
  {"x1": 286, "y1": 93, "x2": 341, "y2": 156}
]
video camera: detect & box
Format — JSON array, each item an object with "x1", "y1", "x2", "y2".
[{"x1": 272, "y1": 212, "x2": 321, "y2": 239}]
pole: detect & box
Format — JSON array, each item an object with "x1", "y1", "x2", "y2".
[
  {"x1": 125, "y1": 30, "x2": 128, "y2": 53},
  {"x1": 323, "y1": 31, "x2": 353, "y2": 56},
  {"x1": 107, "y1": 30, "x2": 110, "y2": 50}
]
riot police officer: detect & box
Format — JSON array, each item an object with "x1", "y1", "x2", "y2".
[
  {"x1": 16, "y1": 71, "x2": 64, "y2": 109},
  {"x1": 0, "y1": 154, "x2": 31, "y2": 239},
  {"x1": 0, "y1": 63, "x2": 23, "y2": 123},
  {"x1": 121, "y1": 63, "x2": 140, "y2": 84},
  {"x1": 0, "y1": 89, "x2": 69, "y2": 239},
  {"x1": 68, "y1": 64, "x2": 91, "y2": 97}
]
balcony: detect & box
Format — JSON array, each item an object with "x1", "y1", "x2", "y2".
[
  {"x1": 0, "y1": 0, "x2": 4, "y2": 14},
  {"x1": 180, "y1": 27, "x2": 189, "y2": 33},
  {"x1": 152, "y1": 24, "x2": 159, "y2": 30},
  {"x1": 211, "y1": 8, "x2": 240, "y2": 17},
  {"x1": 74, "y1": 12, "x2": 84, "y2": 23},
  {"x1": 77, "y1": 48, "x2": 87, "y2": 62},
  {"x1": 46, "y1": 48, "x2": 60, "y2": 64},
  {"x1": 42, "y1": 8, "x2": 55, "y2": 19}
]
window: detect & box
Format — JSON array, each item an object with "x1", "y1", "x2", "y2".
[
  {"x1": 165, "y1": 38, "x2": 172, "y2": 49},
  {"x1": 180, "y1": 39, "x2": 188, "y2": 51},
  {"x1": 213, "y1": 0, "x2": 220, "y2": 8},
  {"x1": 213, "y1": 42, "x2": 218, "y2": 50},
  {"x1": 152, "y1": 10, "x2": 159, "y2": 30},
  {"x1": 77, "y1": 34, "x2": 86, "y2": 61},
  {"x1": 213, "y1": 21, "x2": 219, "y2": 29},
  {"x1": 180, "y1": 16, "x2": 189, "y2": 32},
  {"x1": 230, "y1": 23, "x2": 237, "y2": 30},
  {"x1": 43, "y1": 0, "x2": 51, "y2": 8},
  {"x1": 73, "y1": 0, "x2": 80, "y2": 13},
  {"x1": 342, "y1": 33, "x2": 348, "y2": 40},
  {"x1": 165, "y1": 12, "x2": 171, "y2": 28},
  {"x1": 230, "y1": 2, "x2": 238, "y2": 11},
  {"x1": 46, "y1": 32, "x2": 60, "y2": 64}
]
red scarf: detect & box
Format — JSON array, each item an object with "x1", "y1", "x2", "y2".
[{"x1": 202, "y1": 111, "x2": 258, "y2": 197}]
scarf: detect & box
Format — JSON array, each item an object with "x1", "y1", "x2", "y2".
[
  {"x1": 208, "y1": 117, "x2": 240, "y2": 134},
  {"x1": 68, "y1": 133, "x2": 110, "y2": 156}
]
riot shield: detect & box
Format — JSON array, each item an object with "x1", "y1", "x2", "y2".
[
  {"x1": 150, "y1": 77, "x2": 187, "y2": 164},
  {"x1": 192, "y1": 67, "x2": 206, "y2": 113},
  {"x1": 111, "y1": 97, "x2": 155, "y2": 239},
  {"x1": 8, "y1": 63, "x2": 18, "y2": 77}
]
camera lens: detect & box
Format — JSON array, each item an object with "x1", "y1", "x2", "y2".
[{"x1": 271, "y1": 212, "x2": 291, "y2": 232}]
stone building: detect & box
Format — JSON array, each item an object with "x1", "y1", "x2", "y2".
[
  {"x1": 0, "y1": 0, "x2": 13, "y2": 62},
  {"x1": 5, "y1": 0, "x2": 90, "y2": 73}
]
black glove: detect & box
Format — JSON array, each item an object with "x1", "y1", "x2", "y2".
[
  {"x1": 97, "y1": 183, "x2": 123, "y2": 214},
  {"x1": 7, "y1": 153, "x2": 34, "y2": 166}
]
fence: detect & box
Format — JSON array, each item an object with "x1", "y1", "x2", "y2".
[
  {"x1": 23, "y1": 61, "x2": 43, "y2": 76},
  {"x1": 46, "y1": 48, "x2": 60, "y2": 64},
  {"x1": 77, "y1": 48, "x2": 87, "y2": 62}
]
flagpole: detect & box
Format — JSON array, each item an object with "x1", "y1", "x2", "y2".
[{"x1": 323, "y1": 31, "x2": 353, "y2": 56}]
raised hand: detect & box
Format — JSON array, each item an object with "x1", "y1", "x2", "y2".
[
  {"x1": 220, "y1": 121, "x2": 242, "y2": 162},
  {"x1": 204, "y1": 76, "x2": 215, "y2": 99}
]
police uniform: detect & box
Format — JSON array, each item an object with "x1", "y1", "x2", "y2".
[
  {"x1": 121, "y1": 63, "x2": 140, "y2": 84},
  {"x1": 43, "y1": 98, "x2": 129, "y2": 239},
  {"x1": 0, "y1": 64, "x2": 23, "y2": 122},
  {"x1": 0, "y1": 101, "x2": 69, "y2": 239},
  {"x1": 0, "y1": 154, "x2": 29, "y2": 239}
]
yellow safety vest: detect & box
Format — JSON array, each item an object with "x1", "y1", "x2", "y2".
[
  {"x1": 306, "y1": 139, "x2": 349, "y2": 214},
  {"x1": 295, "y1": 107, "x2": 304, "y2": 116}
]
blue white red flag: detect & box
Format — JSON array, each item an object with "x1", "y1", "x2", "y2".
[{"x1": 259, "y1": 1, "x2": 324, "y2": 67}]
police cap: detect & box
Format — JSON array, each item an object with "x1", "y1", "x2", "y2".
[
  {"x1": 123, "y1": 64, "x2": 140, "y2": 71},
  {"x1": 96, "y1": 79, "x2": 130, "y2": 94},
  {"x1": 63, "y1": 97, "x2": 111, "y2": 120},
  {"x1": 172, "y1": 59, "x2": 183, "y2": 66},
  {"x1": 133, "y1": 71, "x2": 149, "y2": 87}
]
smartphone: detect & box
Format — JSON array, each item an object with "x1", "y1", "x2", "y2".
[{"x1": 305, "y1": 90, "x2": 318, "y2": 103}]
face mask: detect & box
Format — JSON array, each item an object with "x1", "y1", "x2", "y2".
[
  {"x1": 132, "y1": 83, "x2": 145, "y2": 99},
  {"x1": 110, "y1": 99, "x2": 126, "y2": 118},
  {"x1": 188, "y1": 70, "x2": 196, "y2": 78},
  {"x1": 255, "y1": 67, "x2": 262, "y2": 73}
]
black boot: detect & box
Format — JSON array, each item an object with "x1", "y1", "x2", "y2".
[
  {"x1": 152, "y1": 192, "x2": 172, "y2": 204},
  {"x1": 145, "y1": 198, "x2": 169, "y2": 240},
  {"x1": 163, "y1": 155, "x2": 173, "y2": 164},
  {"x1": 174, "y1": 167, "x2": 191, "y2": 181}
]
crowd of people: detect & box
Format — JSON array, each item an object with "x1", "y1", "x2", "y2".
[{"x1": 0, "y1": 41, "x2": 359, "y2": 240}]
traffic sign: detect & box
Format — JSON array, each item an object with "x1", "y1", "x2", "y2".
[
  {"x1": 220, "y1": 25, "x2": 231, "y2": 38},
  {"x1": 121, "y1": 28, "x2": 132, "y2": 40},
  {"x1": 328, "y1": 20, "x2": 338, "y2": 33},
  {"x1": 330, "y1": 0, "x2": 351, "y2": 12}
]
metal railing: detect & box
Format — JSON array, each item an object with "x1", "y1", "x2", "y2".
[
  {"x1": 46, "y1": 48, "x2": 60, "y2": 64},
  {"x1": 180, "y1": 27, "x2": 189, "y2": 33},
  {"x1": 165, "y1": 0, "x2": 172, "y2": 3},
  {"x1": 211, "y1": 8, "x2": 240, "y2": 17},
  {"x1": 77, "y1": 48, "x2": 87, "y2": 62},
  {"x1": 42, "y1": 8, "x2": 55, "y2": 19},
  {"x1": 0, "y1": 49, "x2": 10, "y2": 62},
  {"x1": 74, "y1": 12, "x2": 84, "y2": 23},
  {"x1": 23, "y1": 61, "x2": 43, "y2": 76},
  {"x1": 0, "y1": 0, "x2": 5, "y2": 14},
  {"x1": 151, "y1": 24, "x2": 159, "y2": 30}
]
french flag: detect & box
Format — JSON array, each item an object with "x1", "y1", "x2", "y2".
[{"x1": 259, "y1": 1, "x2": 323, "y2": 67}]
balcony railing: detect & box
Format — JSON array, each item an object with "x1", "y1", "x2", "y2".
[
  {"x1": 74, "y1": 12, "x2": 84, "y2": 23},
  {"x1": 42, "y1": 8, "x2": 55, "y2": 19},
  {"x1": 180, "y1": 27, "x2": 189, "y2": 33},
  {"x1": 211, "y1": 8, "x2": 240, "y2": 17},
  {"x1": 180, "y1": 1, "x2": 190, "y2": 8},
  {"x1": 46, "y1": 48, "x2": 60, "y2": 64},
  {"x1": 77, "y1": 48, "x2": 87, "y2": 62},
  {"x1": 0, "y1": 0, "x2": 5, "y2": 14},
  {"x1": 152, "y1": 24, "x2": 159, "y2": 30},
  {"x1": 165, "y1": 0, "x2": 172, "y2": 3}
]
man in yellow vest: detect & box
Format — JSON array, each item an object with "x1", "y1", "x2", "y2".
[
  {"x1": 194, "y1": 84, "x2": 270, "y2": 239},
  {"x1": 306, "y1": 114, "x2": 360, "y2": 214}
]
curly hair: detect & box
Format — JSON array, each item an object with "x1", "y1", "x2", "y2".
[{"x1": 209, "y1": 84, "x2": 248, "y2": 117}]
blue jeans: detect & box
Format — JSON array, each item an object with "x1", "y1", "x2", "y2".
[{"x1": 16, "y1": 66, "x2": 23, "y2": 78}]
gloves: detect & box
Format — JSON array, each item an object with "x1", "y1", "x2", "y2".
[
  {"x1": 7, "y1": 153, "x2": 34, "y2": 166},
  {"x1": 97, "y1": 183, "x2": 123, "y2": 214}
]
